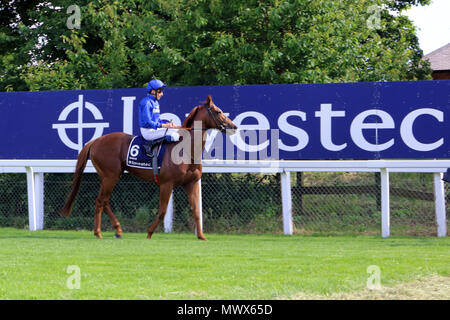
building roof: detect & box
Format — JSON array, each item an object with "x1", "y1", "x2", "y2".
[{"x1": 425, "y1": 43, "x2": 450, "y2": 71}]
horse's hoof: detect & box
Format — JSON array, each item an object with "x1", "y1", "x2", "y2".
[
  {"x1": 94, "y1": 233, "x2": 102, "y2": 239},
  {"x1": 198, "y1": 236, "x2": 208, "y2": 241},
  {"x1": 114, "y1": 233, "x2": 122, "y2": 239},
  {"x1": 146, "y1": 233, "x2": 153, "y2": 239}
]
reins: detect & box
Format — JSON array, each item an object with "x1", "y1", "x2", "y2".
[
  {"x1": 180, "y1": 105, "x2": 227, "y2": 132},
  {"x1": 206, "y1": 104, "x2": 227, "y2": 132}
]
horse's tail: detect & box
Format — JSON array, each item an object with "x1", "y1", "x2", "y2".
[{"x1": 60, "y1": 140, "x2": 94, "y2": 217}]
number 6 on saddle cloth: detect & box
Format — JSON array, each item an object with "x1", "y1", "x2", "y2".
[{"x1": 126, "y1": 128, "x2": 179, "y2": 184}]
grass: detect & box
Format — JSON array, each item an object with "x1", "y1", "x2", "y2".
[
  {"x1": 0, "y1": 228, "x2": 448, "y2": 300},
  {"x1": 282, "y1": 274, "x2": 450, "y2": 300}
]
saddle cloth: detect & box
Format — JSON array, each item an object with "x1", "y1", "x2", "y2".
[{"x1": 126, "y1": 136, "x2": 166, "y2": 170}]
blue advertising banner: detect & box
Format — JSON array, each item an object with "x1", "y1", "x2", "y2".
[{"x1": 0, "y1": 80, "x2": 449, "y2": 160}]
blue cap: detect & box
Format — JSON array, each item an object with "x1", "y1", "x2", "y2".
[{"x1": 147, "y1": 79, "x2": 166, "y2": 92}]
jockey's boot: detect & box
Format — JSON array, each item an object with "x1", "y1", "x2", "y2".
[{"x1": 143, "y1": 141, "x2": 155, "y2": 158}]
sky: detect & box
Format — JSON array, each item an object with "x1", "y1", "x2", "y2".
[{"x1": 403, "y1": 0, "x2": 450, "y2": 55}]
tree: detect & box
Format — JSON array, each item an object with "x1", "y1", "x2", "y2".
[
  {"x1": 0, "y1": 0, "x2": 41, "y2": 91},
  {"x1": 0, "y1": 0, "x2": 432, "y2": 92},
  {"x1": 155, "y1": 0, "x2": 432, "y2": 84}
]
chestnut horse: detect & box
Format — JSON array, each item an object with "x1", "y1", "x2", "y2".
[{"x1": 60, "y1": 95, "x2": 237, "y2": 240}]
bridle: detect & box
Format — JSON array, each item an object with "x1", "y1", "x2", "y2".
[
  {"x1": 205, "y1": 104, "x2": 227, "y2": 132},
  {"x1": 186, "y1": 104, "x2": 227, "y2": 164},
  {"x1": 182, "y1": 104, "x2": 228, "y2": 132}
]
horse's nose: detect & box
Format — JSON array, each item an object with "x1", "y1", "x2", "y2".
[
  {"x1": 230, "y1": 123, "x2": 238, "y2": 131},
  {"x1": 225, "y1": 123, "x2": 238, "y2": 135}
]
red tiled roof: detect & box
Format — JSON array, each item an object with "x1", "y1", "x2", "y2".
[{"x1": 425, "y1": 43, "x2": 450, "y2": 71}]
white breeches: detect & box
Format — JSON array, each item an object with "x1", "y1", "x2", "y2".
[{"x1": 140, "y1": 127, "x2": 180, "y2": 142}]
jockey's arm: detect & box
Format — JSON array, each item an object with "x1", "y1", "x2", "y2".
[{"x1": 161, "y1": 121, "x2": 176, "y2": 128}]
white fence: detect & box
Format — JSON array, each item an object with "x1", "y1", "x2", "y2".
[{"x1": 0, "y1": 159, "x2": 448, "y2": 237}]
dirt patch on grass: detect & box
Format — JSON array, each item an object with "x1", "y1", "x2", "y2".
[{"x1": 283, "y1": 275, "x2": 450, "y2": 300}]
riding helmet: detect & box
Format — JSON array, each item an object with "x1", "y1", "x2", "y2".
[{"x1": 147, "y1": 79, "x2": 167, "y2": 92}]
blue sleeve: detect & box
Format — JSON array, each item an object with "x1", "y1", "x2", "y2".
[{"x1": 139, "y1": 99, "x2": 161, "y2": 129}]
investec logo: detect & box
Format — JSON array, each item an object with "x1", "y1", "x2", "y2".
[
  {"x1": 52, "y1": 94, "x2": 445, "y2": 156},
  {"x1": 52, "y1": 95, "x2": 110, "y2": 152}
]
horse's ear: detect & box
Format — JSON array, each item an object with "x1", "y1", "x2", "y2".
[{"x1": 206, "y1": 95, "x2": 212, "y2": 106}]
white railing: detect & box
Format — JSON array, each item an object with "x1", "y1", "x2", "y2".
[{"x1": 0, "y1": 159, "x2": 448, "y2": 237}]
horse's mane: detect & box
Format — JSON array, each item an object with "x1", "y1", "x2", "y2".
[
  {"x1": 182, "y1": 105, "x2": 200, "y2": 128},
  {"x1": 182, "y1": 96, "x2": 212, "y2": 128}
]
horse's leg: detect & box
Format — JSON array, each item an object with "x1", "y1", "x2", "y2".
[
  {"x1": 93, "y1": 176, "x2": 119, "y2": 239},
  {"x1": 147, "y1": 183, "x2": 173, "y2": 239},
  {"x1": 183, "y1": 180, "x2": 207, "y2": 241},
  {"x1": 93, "y1": 203, "x2": 103, "y2": 239},
  {"x1": 104, "y1": 204, "x2": 123, "y2": 238}
]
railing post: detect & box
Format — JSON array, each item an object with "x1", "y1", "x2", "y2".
[
  {"x1": 195, "y1": 179, "x2": 203, "y2": 236},
  {"x1": 433, "y1": 172, "x2": 447, "y2": 237},
  {"x1": 380, "y1": 168, "x2": 390, "y2": 238},
  {"x1": 164, "y1": 191, "x2": 174, "y2": 233},
  {"x1": 281, "y1": 170, "x2": 293, "y2": 235},
  {"x1": 26, "y1": 167, "x2": 44, "y2": 231}
]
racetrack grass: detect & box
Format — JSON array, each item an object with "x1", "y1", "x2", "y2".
[{"x1": 0, "y1": 228, "x2": 448, "y2": 300}]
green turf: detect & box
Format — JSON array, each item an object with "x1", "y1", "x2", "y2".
[{"x1": 0, "y1": 228, "x2": 448, "y2": 299}]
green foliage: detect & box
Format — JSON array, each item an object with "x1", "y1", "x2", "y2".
[
  {"x1": 0, "y1": 174, "x2": 28, "y2": 220},
  {"x1": 1, "y1": 0, "x2": 432, "y2": 92}
]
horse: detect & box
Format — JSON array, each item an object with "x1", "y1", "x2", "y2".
[{"x1": 60, "y1": 95, "x2": 237, "y2": 240}]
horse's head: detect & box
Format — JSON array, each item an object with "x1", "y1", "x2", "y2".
[
  {"x1": 203, "y1": 95, "x2": 238, "y2": 135},
  {"x1": 184, "y1": 95, "x2": 238, "y2": 135}
]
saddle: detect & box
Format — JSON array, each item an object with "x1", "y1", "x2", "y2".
[{"x1": 126, "y1": 135, "x2": 173, "y2": 185}]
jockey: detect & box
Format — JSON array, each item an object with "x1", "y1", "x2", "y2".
[{"x1": 138, "y1": 79, "x2": 180, "y2": 147}]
